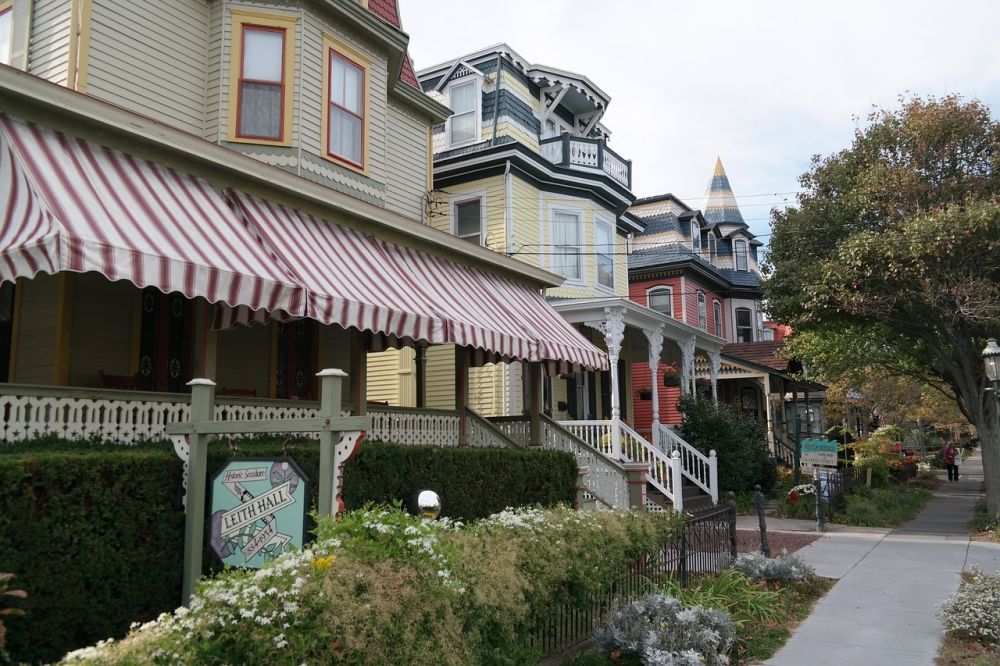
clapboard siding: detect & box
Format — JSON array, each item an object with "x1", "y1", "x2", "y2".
[
  {"x1": 28, "y1": 0, "x2": 72, "y2": 86},
  {"x1": 203, "y1": 0, "x2": 224, "y2": 141},
  {"x1": 84, "y1": 0, "x2": 209, "y2": 134},
  {"x1": 366, "y1": 348, "x2": 400, "y2": 405},
  {"x1": 67, "y1": 273, "x2": 134, "y2": 387},
  {"x1": 216, "y1": 323, "x2": 272, "y2": 398},
  {"x1": 424, "y1": 344, "x2": 454, "y2": 410},
  {"x1": 12, "y1": 274, "x2": 58, "y2": 384},
  {"x1": 385, "y1": 101, "x2": 429, "y2": 221}
]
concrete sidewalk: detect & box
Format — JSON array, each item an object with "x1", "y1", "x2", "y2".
[{"x1": 764, "y1": 450, "x2": 1000, "y2": 666}]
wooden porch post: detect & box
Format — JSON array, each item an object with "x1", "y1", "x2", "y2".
[
  {"x1": 528, "y1": 360, "x2": 543, "y2": 448},
  {"x1": 644, "y1": 327, "x2": 664, "y2": 450},
  {"x1": 415, "y1": 345, "x2": 427, "y2": 409},
  {"x1": 352, "y1": 330, "x2": 368, "y2": 416},
  {"x1": 191, "y1": 300, "x2": 217, "y2": 380},
  {"x1": 455, "y1": 346, "x2": 469, "y2": 446},
  {"x1": 52, "y1": 273, "x2": 74, "y2": 385}
]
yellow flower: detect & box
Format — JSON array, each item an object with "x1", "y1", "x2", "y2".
[{"x1": 312, "y1": 555, "x2": 336, "y2": 572}]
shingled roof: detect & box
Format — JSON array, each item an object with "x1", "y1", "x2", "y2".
[
  {"x1": 722, "y1": 342, "x2": 788, "y2": 371},
  {"x1": 703, "y1": 157, "x2": 747, "y2": 227},
  {"x1": 365, "y1": 0, "x2": 420, "y2": 88}
]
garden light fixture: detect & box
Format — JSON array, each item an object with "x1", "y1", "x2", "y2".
[{"x1": 983, "y1": 338, "x2": 1000, "y2": 384}]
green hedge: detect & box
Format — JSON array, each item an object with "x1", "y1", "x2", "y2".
[{"x1": 0, "y1": 437, "x2": 576, "y2": 664}]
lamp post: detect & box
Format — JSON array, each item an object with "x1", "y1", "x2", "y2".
[{"x1": 982, "y1": 338, "x2": 1000, "y2": 433}]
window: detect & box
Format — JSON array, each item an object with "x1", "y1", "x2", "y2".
[
  {"x1": 713, "y1": 300, "x2": 723, "y2": 337},
  {"x1": 453, "y1": 197, "x2": 483, "y2": 245},
  {"x1": 709, "y1": 235, "x2": 717, "y2": 262},
  {"x1": 0, "y1": 5, "x2": 11, "y2": 66},
  {"x1": 327, "y1": 51, "x2": 365, "y2": 167},
  {"x1": 697, "y1": 292, "x2": 707, "y2": 331},
  {"x1": 735, "y1": 307, "x2": 753, "y2": 342},
  {"x1": 735, "y1": 239, "x2": 748, "y2": 271},
  {"x1": 691, "y1": 221, "x2": 701, "y2": 253},
  {"x1": 595, "y1": 218, "x2": 614, "y2": 289},
  {"x1": 447, "y1": 78, "x2": 480, "y2": 147},
  {"x1": 647, "y1": 287, "x2": 672, "y2": 317},
  {"x1": 227, "y1": 10, "x2": 296, "y2": 146},
  {"x1": 551, "y1": 210, "x2": 582, "y2": 280}
]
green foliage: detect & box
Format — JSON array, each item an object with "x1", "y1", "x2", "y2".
[
  {"x1": 658, "y1": 571, "x2": 783, "y2": 628},
  {"x1": 941, "y1": 570, "x2": 1000, "y2": 645},
  {"x1": 678, "y1": 396, "x2": 777, "y2": 493},
  {"x1": 60, "y1": 506, "x2": 687, "y2": 665},
  {"x1": 0, "y1": 437, "x2": 574, "y2": 663},
  {"x1": 0, "y1": 572, "x2": 27, "y2": 659},
  {"x1": 840, "y1": 486, "x2": 933, "y2": 527},
  {"x1": 730, "y1": 552, "x2": 815, "y2": 584}
]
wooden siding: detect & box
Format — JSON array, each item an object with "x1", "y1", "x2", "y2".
[
  {"x1": 629, "y1": 277, "x2": 683, "y2": 321},
  {"x1": 366, "y1": 348, "x2": 400, "y2": 404},
  {"x1": 28, "y1": 0, "x2": 72, "y2": 86},
  {"x1": 12, "y1": 273, "x2": 58, "y2": 384},
  {"x1": 510, "y1": 173, "x2": 541, "y2": 262},
  {"x1": 67, "y1": 273, "x2": 133, "y2": 386},
  {"x1": 629, "y1": 198, "x2": 687, "y2": 218},
  {"x1": 385, "y1": 100, "x2": 429, "y2": 222},
  {"x1": 204, "y1": 0, "x2": 224, "y2": 141},
  {"x1": 84, "y1": 0, "x2": 209, "y2": 134},
  {"x1": 216, "y1": 322, "x2": 272, "y2": 397},
  {"x1": 430, "y1": 174, "x2": 506, "y2": 252},
  {"x1": 423, "y1": 344, "x2": 454, "y2": 410},
  {"x1": 468, "y1": 362, "x2": 505, "y2": 417}
]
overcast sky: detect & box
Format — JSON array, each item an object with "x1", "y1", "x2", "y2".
[{"x1": 399, "y1": 0, "x2": 1000, "y2": 242}]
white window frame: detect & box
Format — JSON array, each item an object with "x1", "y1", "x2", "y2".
[
  {"x1": 735, "y1": 239, "x2": 748, "y2": 271},
  {"x1": 445, "y1": 75, "x2": 481, "y2": 149},
  {"x1": 708, "y1": 235, "x2": 717, "y2": 262},
  {"x1": 594, "y1": 216, "x2": 615, "y2": 292},
  {"x1": 451, "y1": 191, "x2": 486, "y2": 247},
  {"x1": 735, "y1": 307, "x2": 754, "y2": 342},
  {"x1": 0, "y1": 4, "x2": 12, "y2": 66},
  {"x1": 713, "y1": 300, "x2": 723, "y2": 337},
  {"x1": 691, "y1": 221, "x2": 701, "y2": 253},
  {"x1": 646, "y1": 286, "x2": 673, "y2": 318},
  {"x1": 548, "y1": 205, "x2": 584, "y2": 283},
  {"x1": 697, "y1": 291, "x2": 707, "y2": 331}
]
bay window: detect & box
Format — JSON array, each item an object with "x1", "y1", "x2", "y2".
[
  {"x1": 454, "y1": 197, "x2": 483, "y2": 246},
  {"x1": 735, "y1": 239, "x2": 748, "y2": 271},
  {"x1": 595, "y1": 218, "x2": 614, "y2": 289},
  {"x1": 551, "y1": 210, "x2": 582, "y2": 280},
  {"x1": 736, "y1": 307, "x2": 753, "y2": 342}
]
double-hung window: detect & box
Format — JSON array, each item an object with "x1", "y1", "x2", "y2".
[
  {"x1": 453, "y1": 197, "x2": 483, "y2": 246},
  {"x1": 691, "y1": 221, "x2": 701, "y2": 253},
  {"x1": 0, "y1": 5, "x2": 12, "y2": 66},
  {"x1": 697, "y1": 292, "x2": 707, "y2": 331},
  {"x1": 595, "y1": 218, "x2": 614, "y2": 290},
  {"x1": 648, "y1": 287, "x2": 672, "y2": 317},
  {"x1": 447, "y1": 78, "x2": 479, "y2": 147},
  {"x1": 327, "y1": 51, "x2": 365, "y2": 167},
  {"x1": 735, "y1": 239, "x2": 748, "y2": 271},
  {"x1": 735, "y1": 307, "x2": 753, "y2": 342},
  {"x1": 237, "y1": 26, "x2": 286, "y2": 140},
  {"x1": 713, "y1": 300, "x2": 723, "y2": 337},
  {"x1": 228, "y1": 10, "x2": 296, "y2": 145},
  {"x1": 551, "y1": 210, "x2": 582, "y2": 280}
]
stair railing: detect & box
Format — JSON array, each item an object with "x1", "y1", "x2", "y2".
[{"x1": 658, "y1": 425, "x2": 719, "y2": 504}]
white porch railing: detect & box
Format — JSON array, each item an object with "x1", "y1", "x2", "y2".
[
  {"x1": 541, "y1": 416, "x2": 629, "y2": 510},
  {"x1": 465, "y1": 409, "x2": 520, "y2": 449},
  {"x1": 367, "y1": 405, "x2": 460, "y2": 447},
  {"x1": 658, "y1": 424, "x2": 719, "y2": 504}
]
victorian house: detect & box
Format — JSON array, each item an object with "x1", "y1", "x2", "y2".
[{"x1": 627, "y1": 158, "x2": 824, "y2": 462}]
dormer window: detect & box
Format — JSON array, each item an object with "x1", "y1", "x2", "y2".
[
  {"x1": 691, "y1": 221, "x2": 701, "y2": 253},
  {"x1": 446, "y1": 78, "x2": 480, "y2": 147},
  {"x1": 0, "y1": 5, "x2": 12, "y2": 66},
  {"x1": 735, "y1": 239, "x2": 748, "y2": 271}
]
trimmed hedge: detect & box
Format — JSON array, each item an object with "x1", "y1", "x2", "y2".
[{"x1": 0, "y1": 437, "x2": 576, "y2": 664}]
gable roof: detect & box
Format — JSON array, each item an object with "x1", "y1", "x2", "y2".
[
  {"x1": 722, "y1": 342, "x2": 788, "y2": 371},
  {"x1": 703, "y1": 157, "x2": 747, "y2": 227}
]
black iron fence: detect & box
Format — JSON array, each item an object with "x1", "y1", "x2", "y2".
[
  {"x1": 533, "y1": 502, "x2": 737, "y2": 657},
  {"x1": 817, "y1": 465, "x2": 867, "y2": 522}
]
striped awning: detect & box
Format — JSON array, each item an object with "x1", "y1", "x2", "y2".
[
  {"x1": 227, "y1": 191, "x2": 608, "y2": 370},
  {"x1": 0, "y1": 115, "x2": 305, "y2": 317}
]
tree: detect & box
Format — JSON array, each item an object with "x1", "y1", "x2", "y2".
[{"x1": 766, "y1": 95, "x2": 1000, "y2": 516}]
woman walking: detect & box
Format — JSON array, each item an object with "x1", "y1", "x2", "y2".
[{"x1": 943, "y1": 440, "x2": 960, "y2": 482}]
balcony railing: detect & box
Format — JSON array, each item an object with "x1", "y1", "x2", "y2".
[{"x1": 539, "y1": 135, "x2": 632, "y2": 190}]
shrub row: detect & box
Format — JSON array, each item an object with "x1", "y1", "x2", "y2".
[{"x1": 0, "y1": 437, "x2": 576, "y2": 664}]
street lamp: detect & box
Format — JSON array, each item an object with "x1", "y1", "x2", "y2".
[{"x1": 982, "y1": 338, "x2": 1000, "y2": 432}]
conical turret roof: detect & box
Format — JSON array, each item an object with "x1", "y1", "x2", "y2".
[{"x1": 703, "y1": 157, "x2": 746, "y2": 227}]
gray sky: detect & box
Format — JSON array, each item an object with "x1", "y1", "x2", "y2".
[{"x1": 399, "y1": 0, "x2": 1000, "y2": 242}]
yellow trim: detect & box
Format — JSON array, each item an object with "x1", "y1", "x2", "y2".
[
  {"x1": 52, "y1": 273, "x2": 73, "y2": 385},
  {"x1": 226, "y1": 8, "x2": 297, "y2": 147},
  {"x1": 75, "y1": 0, "x2": 92, "y2": 92},
  {"x1": 320, "y1": 32, "x2": 371, "y2": 177},
  {"x1": 66, "y1": 0, "x2": 79, "y2": 89},
  {"x1": 7, "y1": 277, "x2": 21, "y2": 381}
]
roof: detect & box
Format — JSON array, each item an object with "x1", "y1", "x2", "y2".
[
  {"x1": 722, "y1": 342, "x2": 789, "y2": 371},
  {"x1": 703, "y1": 157, "x2": 747, "y2": 227},
  {"x1": 635, "y1": 212, "x2": 683, "y2": 237},
  {"x1": 631, "y1": 192, "x2": 691, "y2": 211},
  {"x1": 629, "y1": 243, "x2": 762, "y2": 293},
  {"x1": 365, "y1": 0, "x2": 420, "y2": 88},
  {"x1": 718, "y1": 268, "x2": 761, "y2": 288}
]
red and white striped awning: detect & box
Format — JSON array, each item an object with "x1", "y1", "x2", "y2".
[
  {"x1": 0, "y1": 115, "x2": 305, "y2": 317},
  {"x1": 227, "y1": 190, "x2": 608, "y2": 370}
]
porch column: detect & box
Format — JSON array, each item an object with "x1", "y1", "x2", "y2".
[
  {"x1": 415, "y1": 345, "x2": 427, "y2": 408},
  {"x1": 763, "y1": 373, "x2": 775, "y2": 447},
  {"x1": 644, "y1": 326, "x2": 664, "y2": 449},
  {"x1": 527, "y1": 361, "x2": 543, "y2": 447},
  {"x1": 192, "y1": 300, "x2": 218, "y2": 380},
  {"x1": 680, "y1": 335, "x2": 696, "y2": 399},
  {"x1": 586, "y1": 307, "x2": 625, "y2": 459},
  {"x1": 352, "y1": 330, "x2": 368, "y2": 416},
  {"x1": 455, "y1": 346, "x2": 470, "y2": 446},
  {"x1": 708, "y1": 348, "x2": 721, "y2": 403}
]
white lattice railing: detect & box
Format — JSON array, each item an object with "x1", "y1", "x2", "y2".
[
  {"x1": 541, "y1": 416, "x2": 629, "y2": 510},
  {"x1": 489, "y1": 416, "x2": 531, "y2": 446},
  {"x1": 465, "y1": 409, "x2": 519, "y2": 449},
  {"x1": 658, "y1": 424, "x2": 718, "y2": 504},
  {"x1": 367, "y1": 406, "x2": 460, "y2": 447}
]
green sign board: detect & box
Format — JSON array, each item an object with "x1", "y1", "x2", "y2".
[
  {"x1": 209, "y1": 458, "x2": 308, "y2": 568},
  {"x1": 800, "y1": 438, "x2": 838, "y2": 467}
]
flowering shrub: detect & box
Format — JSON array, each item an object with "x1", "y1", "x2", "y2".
[
  {"x1": 940, "y1": 569, "x2": 1000, "y2": 645},
  {"x1": 785, "y1": 483, "x2": 816, "y2": 506},
  {"x1": 61, "y1": 505, "x2": 685, "y2": 665},
  {"x1": 730, "y1": 552, "x2": 814, "y2": 583},
  {"x1": 593, "y1": 593, "x2": 736, "y2": 665}
]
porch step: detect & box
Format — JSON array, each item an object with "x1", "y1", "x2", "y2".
[{"x1": 645, "y1": 481, "x2": 715, "y2": 514}]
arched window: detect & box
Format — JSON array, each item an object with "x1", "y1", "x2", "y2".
[
  {"x1": 697, "y1": 292, "x2": 707, "y2": 331},
  {"x1": 647, "y1": 287, "x2": 672, "y2": 317},
  {"x1": 735, "y1": 307, "x2": 753, "y2": 342}
]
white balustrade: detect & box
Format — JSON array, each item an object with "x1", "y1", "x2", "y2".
[
  {"x1": 542, "y1": 418, "x2": 629, "y2": 510},
  {"x1": 659, "y1": 424, "x2": 719, "y2": 504},
  {"x1": 561, "y1": 420, "x2": 614, "y2": 455},
  {"x1": 490, "y1": 417, "x2": 531, "y2": 446},
  {"x1": 602, "y1": 150, "x2": 630, "y2": 187},
  {"x1": 540, "y1": 140, "x2": 564, "y2": 165},
  {"x1": 367, "y1": 407, "x2": 460, "y2": 447},
  {"x1": 568, "y1": 139, "x2": 600, "y2": 167},
  {"x1": 465, "y1": 409, "x2": 518, "y2": 448}
]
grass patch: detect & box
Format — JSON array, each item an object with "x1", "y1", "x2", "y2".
[
  {"x1": 968, "y1": 500, "x2": 1000, "y2": 542},
  {"x1": 937, "y1": 633, "x2": 1000, "y2": 665},
  {"x1": 839, "y1": 485, "x2": 933, "y2": 527}
]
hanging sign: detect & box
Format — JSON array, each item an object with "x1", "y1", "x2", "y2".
[
  {"x1": 800, "y1": 438, "x2": 838, "y2": 467},
  {"x1": 209, "y1": 458, "x2": 309, "y2": 568}
]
